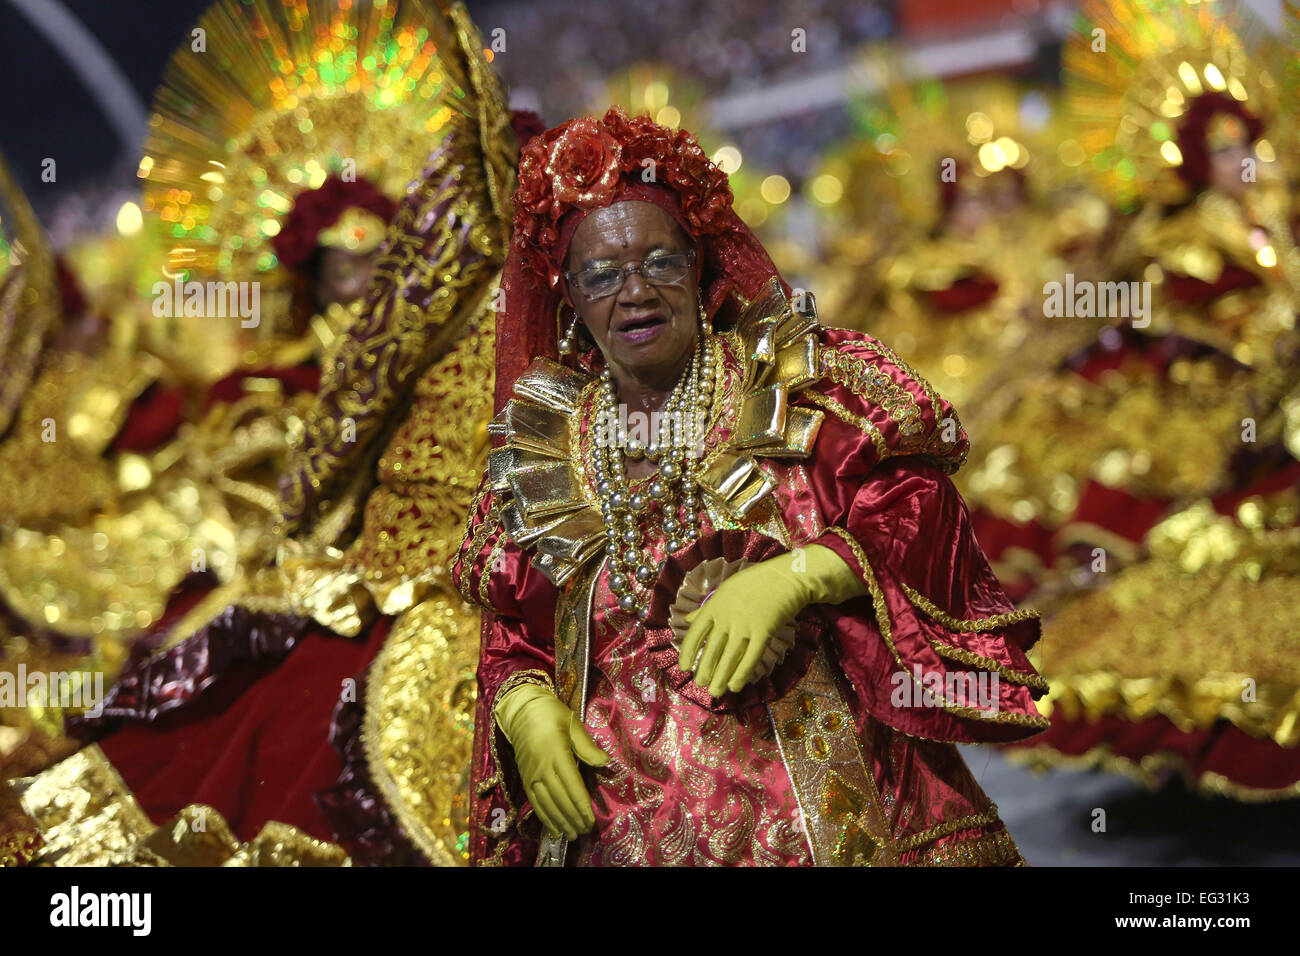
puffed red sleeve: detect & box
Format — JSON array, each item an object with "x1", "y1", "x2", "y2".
[
  {"x1": 452, "y1": 475, "x2": 555, "y2": 865},
  {"x1": 451, "y1": 475, "x2": 557, "y2": 687},
  {"x1": 798, "y1": 330, "x2": 1050, "y2": 744}
]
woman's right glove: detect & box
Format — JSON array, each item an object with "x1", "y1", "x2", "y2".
[{"x1": 493, "y1": 681, "x2": 608, "y2": 841}]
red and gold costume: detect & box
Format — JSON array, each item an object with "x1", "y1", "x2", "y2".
[
  {"x1": 954, "y1": 0, "x2": 1300, "y2": 798},
  {"x1": 452, "y1": 107, "x2": 1048, "y2": 866},
  {"x1": 4, "y1": 0, "x2": 523, "y2": 866}
]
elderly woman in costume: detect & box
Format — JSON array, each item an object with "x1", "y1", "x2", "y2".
[{"x1": 454, "y1": 107, "x2": 1050, "y2": 867}]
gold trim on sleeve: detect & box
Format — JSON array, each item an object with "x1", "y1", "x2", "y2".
[
  {"x1": 896, "y1": 806, "x2": 1001, "y2": 851},
  {"x1": 900, "y1": 584, "x2": 1048, "y2": 692},
  {"x1": 901, "y1": 584, "x2": 1041, "y2": 633},
  {"x1": 823, "y1": 527, "x2": 1051, "y2": 731},
  {"x1": 911, "y1": 827, "x2": 1024, "y2": 866},
  {"x1": 456, "y1": 495, "x2": 504, "y2": 608},
  {"x1": 802, "y1": 390, "x2": 890, "y2": 460}
]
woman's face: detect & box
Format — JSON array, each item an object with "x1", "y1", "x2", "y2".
[
  {"x1": 314, "y1": 247, "x2": 379, "y2": 310},
  {"x1": 563, "y1": 201, "x2": 700, "y2": 390},
  {"x1": 1209, "y1": 142, "x2": 1252, "y2": 199}
]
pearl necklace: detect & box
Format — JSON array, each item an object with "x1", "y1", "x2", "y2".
[{"x1": 592, "y1": 333, "x2": 716, "y2": 620}]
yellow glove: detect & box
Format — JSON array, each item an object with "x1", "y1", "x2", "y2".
[
  {"x1": 678, "y1": 544, "x2": 866, "y2": 697},
  {"x1": 494, "y1": 681, "x2": 608, "y2": 840}
]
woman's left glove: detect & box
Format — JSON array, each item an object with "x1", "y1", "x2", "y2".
[{"x1": 677, "y1": 543, "x2": 866, "y2": 697}]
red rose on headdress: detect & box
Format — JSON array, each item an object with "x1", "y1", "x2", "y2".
[
  {"x1": 513, "y1": 147, "x2": 557, "y2": 256},
  {"x1": 605, "y1": 109, "x2": 676, "y2": 178},
  {"x1": 544, "y1": 117, "x2": 623, "y2": 207},
  {"x1": 510, "y1": 106, "x2": 739, "y2": 286},
  {"x1": 668, "y1": 129, "x2": 733, "y2": 235}
]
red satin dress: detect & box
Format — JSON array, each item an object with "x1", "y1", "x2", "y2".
[{"x1": 456, "y1": 327, "x2": 1051, "y2": 866}]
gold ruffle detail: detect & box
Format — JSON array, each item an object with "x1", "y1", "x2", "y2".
[
  {"x1": 958, "y1": 356, "x2": 1257, "y2": 530},
  {"x1": 1032, "y1": 495, "x2": 1300, "y2": 745},
  {"x1": 824, "y1": 527, "x2": 1050, "y2": 731},
  {"x1": 910, "y1": 827, "x2": 1024, "y2": 866},
  {"x1": 487, "y1": 277, "x2": 825, "y2": 586},
  {"x1": 8, "y1": 745, "x2": 349, "y2": 866},
  {"x1": 1005, "y1": 741, "x2": 1300, "y2": 803},
  {"x1": 361, "y1": 593, "x2": 481, "y2": 867},
  {"x1": 820, "y1": 330, "x2": 968, "y2": 469}
]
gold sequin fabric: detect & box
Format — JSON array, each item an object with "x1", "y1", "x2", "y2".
[
  {"x1": 1, "y1": 378, "x2": 315, "y2": 650},
  {"x1": 0, "y1": 351, "x2": 125, "y2": 524},
  {"x1": 959, "y1": 355, "x2": 1272, "y2": 530},
  {"x1": 361, "y1": 594, "x2": 481, "y2": 867},
  {"x1": 342, "y1": 311, "x2": 496, "y2": 612},
  {"x1": 1028, "y1": 490, "x2": 1300, "y2": 746},
  {"x1": 7, "y1": 746, "x2": 349, "y2": 866}
]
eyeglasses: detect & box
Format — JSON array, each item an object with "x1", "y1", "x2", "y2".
[{"x1": 565, "y1": 249, "x2": 695, "y2": 300}]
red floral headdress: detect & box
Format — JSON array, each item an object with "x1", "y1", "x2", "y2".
[
  {"x1": 271, "y1": 175, "x2": 398, "y2": 270},
  {"x1": 495, "y1": 106, "x2": 787, "y2": 413},
  {"x1": 1172, "y1": 91, "x2": 1264, "y2": 191}
]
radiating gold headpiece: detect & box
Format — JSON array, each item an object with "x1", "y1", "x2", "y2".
[
  {"x1": 138, "y1": 0, "x2": 480, "y2": 286},
  {"x1": 1065, "y1": 0, "x2": 1280, "y2": 210}
]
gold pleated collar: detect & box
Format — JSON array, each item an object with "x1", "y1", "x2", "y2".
[{"x1": 486, "y1": 276, "x2": 824, "y2": 585}]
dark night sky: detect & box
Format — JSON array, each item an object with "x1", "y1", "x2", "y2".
[
  {"x1": 0, "y1": 1, "x2": 502, "y2": 209},
  {"x1": 1, "y1": 1, "x2": 213, "y2": 199}
]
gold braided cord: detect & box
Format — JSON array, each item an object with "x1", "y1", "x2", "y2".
[
  {"x1": 909, "y1": 828, "x2": 1025, "y2": 866},
  {"x1": 823, "y1": 527, "x2": 1051, "y2": 731},
  {"x1": 896, "y1": 806, "x2": 1002, "y2": 851},
  {"x1": 898, "y1": 584, "x2": 1048, "y2": 692},
  {"x1": 803, "y1": 390, "x2": 890, "y2": 460},
  {"x1": 901, "y1": 584, "x2": 1041, "y2": 633}
]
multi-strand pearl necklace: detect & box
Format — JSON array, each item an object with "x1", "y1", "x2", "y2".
[{"x1": 592, "y1": 333, "x2": 716, "y2": 620}]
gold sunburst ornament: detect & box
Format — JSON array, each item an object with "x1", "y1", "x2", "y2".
[
  {"x1": 137, "y1": 0, "x2": 476, "y2": 290},
  {"x1": 829, "y1": 53, "x2": 1060, "y2": 231},
  {"x1": 1065, "y1": 0, "x2": 1281, "y2": 211}
]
